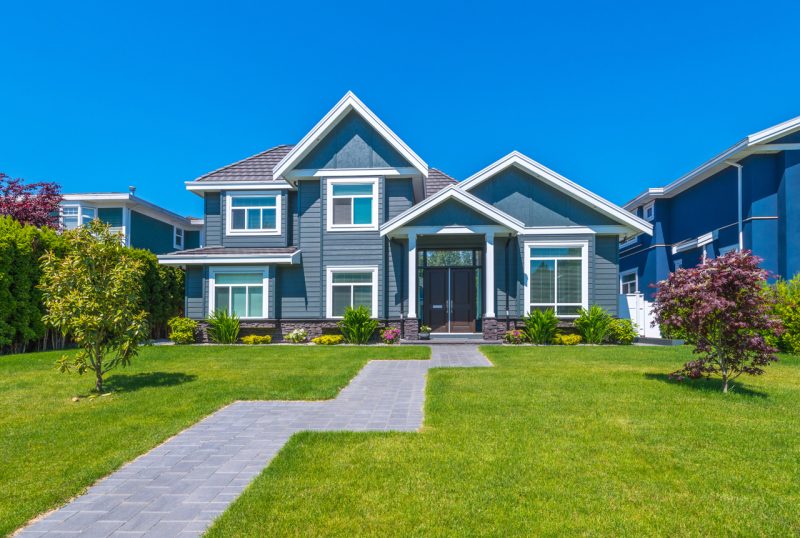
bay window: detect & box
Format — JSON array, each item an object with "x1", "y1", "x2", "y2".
[
  {"x1": 326, "y1": 267, "x2": 378, "y2": 318},
  {"x1": 525, "y1": 242, "x2": 588, "y2": 317},
  {"x1": 327, "y1": 178, "x2": 378, "y2": 231},
  {"x1": 210, "y1": 269, "x2": 268, "y2": 319}
]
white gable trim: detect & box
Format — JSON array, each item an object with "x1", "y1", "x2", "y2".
[
  {"x1": 380, "y1": 185, "x2": 525, "y2": 236},
  {"x1": 272, "y1": 92, "x2": 428, "y2": 181},
  {"x1": 459, "y1": 151, "x2": 652, "y2": 236}
]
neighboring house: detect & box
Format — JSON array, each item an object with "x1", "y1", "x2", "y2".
[
  {"x1": 620, "y1": 115, "x2": 800, "y2": 302},
  {"x1": 158, "y1": 92, "x2": 652, "y2": 340},
  {"x1": 61, "y1": 189, "x2": 203, "y2": 254}
]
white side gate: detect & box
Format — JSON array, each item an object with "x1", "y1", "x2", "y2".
[{"x1": 618, "y1": 293, "x2": 661, "y2": 338}]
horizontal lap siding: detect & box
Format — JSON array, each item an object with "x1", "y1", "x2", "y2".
[
  {"x1": 221, "y1": 191, "x2": 288, "y2": 248},
  {"x1": 495, "y1": 235, "x2": 517, "y2": 318},
  {"x1": 185, "y1": 266, "x2": 206, "y2": 319},
  {"x1": 204, "y1": 193, "x2": 222, "y2": 247},
  {"x1": 594, "y1": 235, "x2": 619, "y2": 316},
  {"x1": 279, "y1": 181, "x2": 322, "y2": 318}
]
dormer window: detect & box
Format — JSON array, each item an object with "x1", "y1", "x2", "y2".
[
  {"x1": 643, "y1": 202, "x2": 655, "y2": 222},
  {"x1": 326, "y1": 178, "x2": 378, "y2": 231},
  {"x1": 226, "y1": 193, "x2": 281, "y2": 236}
]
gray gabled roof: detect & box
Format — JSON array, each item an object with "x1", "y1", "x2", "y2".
[
  {"x1": 193, "y1": 145, "x2": 294, "y2": 182},
  {"x1": 425, "y1": 168, "x2": 457, "y2": 197}
]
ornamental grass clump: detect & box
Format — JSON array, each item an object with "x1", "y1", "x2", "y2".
[
  {"x1": 207, "y1": 310, "x2": 240, "y2": 344},
  {"x1": 574, "y1": 305, "x2": 613, "y2": 344},
  {"x1": 338, "y1": 305, "x2": 378, "y2": 344},
  {"x1": 523, "y1": 309, "x2": 559, "y2": 344},
  {"x1": 653, "y1": 250, "x2": 782, "y2": 393}
]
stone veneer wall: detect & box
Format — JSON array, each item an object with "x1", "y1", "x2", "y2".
[{"x1": 196, "y1": 319, "x2": 404, "y2": 343}]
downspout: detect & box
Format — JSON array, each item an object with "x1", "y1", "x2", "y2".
[{"x1": 726, "y1": 161, "x2": 744, "y2": 251}]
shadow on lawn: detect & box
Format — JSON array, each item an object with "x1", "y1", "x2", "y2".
[
  {"x1": 643, "y1": 373, "x2": 768, "y2": 398},
  {"x1": 103, "y1": 372, "x2": 197, "y2": 393}
]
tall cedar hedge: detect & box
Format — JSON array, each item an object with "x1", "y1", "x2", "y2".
[{"x1": 0, "y1": 216, "x2": 184, "y2": 353}]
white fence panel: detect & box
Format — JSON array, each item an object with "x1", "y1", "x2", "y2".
[{"x1": 618, "y1": 293, "x2": 661, "y2": 338}]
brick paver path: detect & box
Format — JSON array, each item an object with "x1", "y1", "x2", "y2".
[{"x1": 19, "y1": 345, "x2": 491, "y2": 537}]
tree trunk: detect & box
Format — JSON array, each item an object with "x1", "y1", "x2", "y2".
[
  {"x1": 722, "y1": 374, "x2": 729, "y2": 393},
  {"x1": 95, "y1": 370, "x2": 104, "y2": 393}
]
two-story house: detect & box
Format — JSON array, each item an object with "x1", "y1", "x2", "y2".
[
  {"x1": 620, "y1": 116, "x2": 800, "y2": 302},
  {"x1": 61, "y1": 189, "x2": 203, "y2": 254},
  {"x1": 158, "y1": 92, "x2": 652, "y2": 341}
]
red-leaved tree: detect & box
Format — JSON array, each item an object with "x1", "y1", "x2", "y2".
[
  {"x1": 0, "y1": 173, "x2": 62, "y2": 228},
  {"x1": 652, "y1": 250, "x2": 782, "y2": 393}
]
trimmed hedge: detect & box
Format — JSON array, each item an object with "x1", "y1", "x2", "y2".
[{"x1": 128, "y1": 249, "x2": 184, "y2": 338}]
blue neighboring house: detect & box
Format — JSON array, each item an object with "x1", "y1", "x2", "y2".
[
  {"x1": 158, "y1": 92, "x2": 652, "y2": 341},
  {"x1": 60, "y1": 189, "x2": 203, "y2": 254},
  {"x1": 620, "y1": 116, "x2": 800, "y2": 304}
]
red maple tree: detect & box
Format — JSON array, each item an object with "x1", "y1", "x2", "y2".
[{"x1": 0, "y1": 172, "x2": 62, "y2": 228}]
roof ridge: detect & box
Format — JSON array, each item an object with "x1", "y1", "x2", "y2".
[{"x1": 192, "y1": 144, "x2": 294, "y2": 182}]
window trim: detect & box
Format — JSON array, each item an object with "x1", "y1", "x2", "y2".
[
  {"x1": 173, "y1": 226, "x2": 184, "y2": 250},
  {"x1": 325, "y1": 266, "x2": 379, "y2": 319},
  {"x1": 326, "y1": 177, "x2": 379, "y2": 232},
  {"x1": 207, "y1": 266, "x2": 269, "y2": 320},
  {"x1": 619, "y1": 233, "x2": 640, "y2": 250},
  {"x1": 643, "y1": 202, "x2": 655, "y2": 222},
  {"x1": 523, "y1": 240, "x2": 589, "y2": 318},
  {"x1": 620, "y1": 268, "x2": 639, "y2": 294},
  {"x1": 225, "y1": 191, "x2": 282, "y2": 236},
  {"x1": 60, "y1": 204, "x2": 96, "y2": 229}
]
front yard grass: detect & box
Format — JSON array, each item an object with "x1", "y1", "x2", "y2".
[
  {"x1": 0, "y1": 344, "x2": 429, "y2": 536},
  {"x1": 207, "y1": 346, "x2": 800, "y2": 537}
]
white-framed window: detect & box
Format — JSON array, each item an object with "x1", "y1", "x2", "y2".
[
  {"x1": 61, "y1": 205, "x2": 96, "y2": 230},
  {"x1": 719, "y1": 244, "x2": 738, "y2": 256},
  {"x1": 620, "y1": 269, "x2": 638, "y2": 294},
  {"x1": 524, "y1": 241, "x2": 588, "y2": 318},
  {"x1": 326, "y1": 178, "x2": 378, "y2": 231},
  {"x1": 326, "y1": 266, "x2": 378, "y2": 318},
  {"x1": 619, "y1": 234, "x2": 640, "y2": 250},
  {"x1": 208, "y1": 267, "x2": 268, "y2": 319},
  {"x1": 673, "y1": 258, "x2": 683, "y2": 270},
  {"x1": 643, "y1": 202, "x2": 655, "y2": 222},
  {"x1": 174, "y1": 226, "x2": 184, "y2": 250},
  {"x1": 225, "y1": 192, "x2": 281, "y2": 236}
]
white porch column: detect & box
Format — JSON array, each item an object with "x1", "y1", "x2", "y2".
[
  {"x1": 485, "y1": 233, "x2": 496, "y2": 318},
  {"x1": 407, "y1": 233, "x2": 418, "y2": 318}
]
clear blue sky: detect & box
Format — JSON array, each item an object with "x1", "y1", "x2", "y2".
[{"x1": 2, "y1": 0, "x2": 799, "y2": 217}]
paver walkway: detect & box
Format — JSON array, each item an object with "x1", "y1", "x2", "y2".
[{"x1": 19, "y1": 345, "x2": 491, "y2": 537}]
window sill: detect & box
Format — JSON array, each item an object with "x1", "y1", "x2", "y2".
[
  {"x1": 226, "y1": 230, "x2": 281, "y2": 236},
  {"x1": 326, "y1": 226, "x2": 379, "y2": 233}
]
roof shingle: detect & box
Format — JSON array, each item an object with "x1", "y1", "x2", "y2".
[
  {"x1": 425, "y1": 168, "x2": 458, "y2": 197},
  {"x1": 194, "y1": 145, "x2": 294, "y2": 182}
]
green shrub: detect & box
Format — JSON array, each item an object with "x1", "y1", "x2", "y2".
[
  {"x1": 771, "y1": 275, "x2": 800, "y2": 354},
  {"x1": 608, "y1": 318, "x2": 637, "y2": 345},
  {"x1": 168, "y1": 317, "x2": 198, "y2": 344},
  {"x1": 285, "y1": 328, "x2": 308, "y2": 343},
  {"x1": 523, "y1": 309, "x2": 559, "y2": 344},
  {"x1": 207, "y1": 310, "x2": 240, "y2": 344},
  {"x1": 338, "y1": 305, "x2": 379, "y2": 344},
  {"x1": 503, "y1": 329, "x2": 527, "y2": 344},
  {"x1": 241, "y1": 334, "x2": 272, "y2": 345},
  {"x1": 553, "y1": 333, "x2": 582, "y2": 345},
  {"x1": 128, "y1": 249, "x2": 184, "y2": 339},
  {"x1": 574, "y1": 305, "x2": 613, "y2": 344},
  {"x1": 312, "y1": 334, "x2": 344, "y2": 345}
]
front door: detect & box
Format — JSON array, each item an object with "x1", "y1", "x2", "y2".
[{"x1": 423, "y1": 267, "x2": 477, "y2": 333}]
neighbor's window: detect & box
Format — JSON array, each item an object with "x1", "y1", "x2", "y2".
[
  {"x1": 328, "y1": 269, "x2": 376, "y2": 317},
  {"x1": 620, "y1": 271, "x2": 638, "y2": 294},
  {"x1": 213, "y1": 272, "x2": 265, "y2": 318},
  {"x1": 229, "y1": 195, "x2": 278, "y2": 233},
  {"x1": 528, "y1": 245, "x2": 585, "y2": 317},
  {"x1": 61, "y1": 206, "x2": 80, "y2": 229},
  {"x1": 328, "y1": 180, "x2": 376, "y2": 229},
  {"x1": 644, "y1": 202, "x2": 655, "y2": 222},
  {"x1": 174, "y1": 227, "x2": 184, "y2": 249}
]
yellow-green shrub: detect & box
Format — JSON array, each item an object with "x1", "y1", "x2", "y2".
[
  {"x1": 241, "y1": 334, "x2": 272, "y2": 345},
  {"x1": 553, "y1": 333, "x2": 582, "y2": 345},
  {"x1": 312, "y1": 334, "x2": 344, "y2": 345}
]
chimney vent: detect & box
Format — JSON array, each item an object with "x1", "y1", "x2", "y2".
[{"x1": 129, "y1": 185, "x2": 136, "y2": 196}]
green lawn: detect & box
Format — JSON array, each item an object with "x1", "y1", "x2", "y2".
[
  {"x1": 207, "y1": 346, "x2": 800, "y2": 537},
  {"x1": 0, "y1": 344, "x2": 429, "y2": 537}
]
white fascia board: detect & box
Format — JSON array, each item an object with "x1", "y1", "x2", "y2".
[
  {"x1": 62, "y1": 193, "x2": 131, "y2": 202},
  {"x1": 158, "y1": 251, "x2": 301, "y2": 266},
  {"x1": 272, "y1": 91, "x2": 428, "y2": 180},
  {"x1": 185, "y1": 181, "x2": 293, "y2": 192},
  {"x1": 521, "y1": 225, "x2": 632, "y2": 236},
  {"x1": 286, "y1": 167, "x2": 421, "y2": 179},
  {"x1": 461, "y1": 152, "x2": 652, "y2": 236},
  {"x1": 380, "y1": 185, "x2": 525, "y2": 236},
  {"x1": 63, "y1": 193, "x2": 200, "y2": 229}
]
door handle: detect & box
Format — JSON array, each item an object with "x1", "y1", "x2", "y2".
[{"x1": 432, "y1": 304, "x2": 443, "y2": 309}]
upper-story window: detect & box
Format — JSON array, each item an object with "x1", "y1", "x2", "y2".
[
  {"x1": 327, "y1": 178, "x2": 378, "y2": 231},
  {"x1": 620, "y1": 270, "x2": 638, "y2": 294},
  {"x1": 174, "y1": 226, "x2": 184, "y2": 249},
  {"x1": 643, "y1": 202, "x2": 655, "y2": 222},
  {"x1": 61, "y1": 205, "x2": 96, "y2": 230},
  {"x1": 226, "y1": 193, "x2": 281, "y2": 236}
]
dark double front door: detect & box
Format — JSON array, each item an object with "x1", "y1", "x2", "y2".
[{"x1": 423, "y1": 267, "x2": 477, "y2": 333}]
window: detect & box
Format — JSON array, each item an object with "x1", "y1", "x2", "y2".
[
  {"x1": 210, "y1": 269, "x2": 267, "y2": 319},
  {"x1": 61, "y1": 205, "x2": 96, "y2": 230},
  {"x1": 226, "y1": 194, "x2": 280, "y2": 235},
  {"x1": 327, "y1": 178, "x2": 378, "y2": 231},
  {"x1": 326, "y1": 267, "x2": 378, "y2": 318},
  {"x1": 719, "y1": 244, "x2": 738, "y2": 256},
  {"x1": 643, "y1": 202, "x2": 655, "y2": 222},
  {"x1": 620, "y1": 270, "x2": 638, "y2": 294},
  {"x1": 673, "y1": 258, "x2": 683, "y2": 270},
  {"x1": 174, "y1": 227, "x2": 184, "y2": 250},
  {"x1": 524, "y1": 242, "x2": 588, "y2": 317},
  {"x1": 619, "y1": 234, "x2": 640, "y2": 250}
]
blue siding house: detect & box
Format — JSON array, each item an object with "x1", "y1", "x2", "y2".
[
  {"x1": 159, "y1": 92, "x2": 651, "y2": 340},
  {"x1": 620, "y1": 116, "x2": 800, "y2": 305},
  {"x1": 61, "y1": 189, "x2": 203, "y2": 254}
]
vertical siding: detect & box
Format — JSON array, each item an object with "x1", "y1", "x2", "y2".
[
  {"x1": 220, "y1": 190, "x2": 289, "y2": 248},
  {"x1": 204, "y1": 193, "x2": 222, "y2": 246}
]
